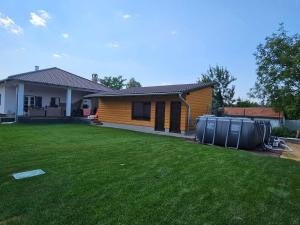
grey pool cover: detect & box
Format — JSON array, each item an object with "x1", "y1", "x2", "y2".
[{"x1": 12, "y1": 169, "x2": 45, "y2": 180}]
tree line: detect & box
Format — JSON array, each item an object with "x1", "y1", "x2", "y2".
[
  {"x1": 93, "y1": 23, "x2": 300, "y2": 119},
  {"x1": 92, "y1": 75, "x2": 142, "y2": 89},
  {"x1": 196, "y1": 23, "x2": 299, "y2": 119}
]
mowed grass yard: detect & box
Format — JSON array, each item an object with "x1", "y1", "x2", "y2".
[{"x1": 1, "y1": 124, "x2": 300, "y2": 225}]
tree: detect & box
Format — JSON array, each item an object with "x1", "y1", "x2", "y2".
[
  {"x1": 126, "y1": 78, "x2": 142, "y2": 88},
  {"x1": 198, "y1": 65, "x2": 236, "y2": 109},
  {"x1": 235, "y1": 97, "x2": 260, "y2": 107},
  {"x1": 248, "y1": 82, "x2": 269, "y2": 106},
  {"x1": 99, "y1": 76, "x2": 126, "y2": 90},
  {"x1": 249, "y1": 23, "x2": 300, "y2": 119}
]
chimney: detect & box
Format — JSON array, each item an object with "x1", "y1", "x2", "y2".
[
  {"x1": 35, "y1": 66, "x2": 39, "y2": 71},
  {"x1": 92, "y1": 73, "x2": 98, "y2": 83}
]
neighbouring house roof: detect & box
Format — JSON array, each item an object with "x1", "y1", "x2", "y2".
[
  {"x1": 223, "y1": 107, "x2": 284, "y2": 119},
  {"x1": 1, "y1": 67, "x2": 111, "y2": 92},
  {"x1": 85, "y1": 82, "x2": 214, "y2": 97}
]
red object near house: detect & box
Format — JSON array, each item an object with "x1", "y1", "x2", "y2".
[
  {"x1": 223, "y1": 107, "x2": 283, "y2": 119},
  {"x1": 83, "y1": 108, "x2": 91, "y2": 117}
]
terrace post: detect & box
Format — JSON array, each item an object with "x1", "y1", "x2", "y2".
[
  {"x1": 17, "y1": 82, "x2": 24, "y2": 116},
  {"x1": 66, "y1": 88, "x2": 72, "y2": 117}
]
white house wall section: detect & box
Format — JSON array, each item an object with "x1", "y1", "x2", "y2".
[
  {"x1": 5, "y1": 85, "x2": 17, "y2": 114},
  {"x1": 1, "y1": 81, "x2": 95, "y2": 115},
  {"x1": 23, "y1": 84, "x2": 90, "y2": 108},
  {"x1": 17, "y1": 83, "x2": 24, "y2": 116},
  {"x1": 0, "y1": 84, "x2": 5, "y2": 114}
]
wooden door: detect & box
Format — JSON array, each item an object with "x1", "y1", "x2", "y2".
[
  {"x1": 155, "y1": 102, "x2": 165, "y2": 131},
  {"x1": 170, "y1": 101, "x2": 181, "y2": 133}
]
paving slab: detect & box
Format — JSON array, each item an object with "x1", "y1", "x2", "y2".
[{"x1": 12, "y1": 169, "x2": 45, "y2": 180}]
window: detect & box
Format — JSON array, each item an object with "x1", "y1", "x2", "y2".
[
  {"x1": 50, "y1": 97, "x2": 60, "y2": 107},
  {"x1": 35, "y1": 96, "x2": 42, "y2": 108},
  {"x1": 24, "y1": 96, "x2": 35, "y2": 112},
  {"x1": 132, "y1": 102, "x2": 151, "y2": 120},
  {"x1": 30, "y1": 97, "x2": 34, "y2": 108}
]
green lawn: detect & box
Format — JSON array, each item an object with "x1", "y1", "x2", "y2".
[{"x1": 1, "y1": 124, "x2": 300, "y2": 225}]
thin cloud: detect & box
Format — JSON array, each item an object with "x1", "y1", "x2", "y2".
[
  {"x1": 16, "y1": 47, "x2": 26, "y2": 52},
  {"x1": 53, "y1": 53, "x2": 62, "y2": 58},
  {"x1": 122, "y1": 14, "x2": 131, "y2": 19},
  {"x1": 53, "y1": 53, "x2": 67, "y2": 58},
  {"x1": 0, "y1": 13, "x2": 23, "y2": 34},
  {"x1": 30, "y1": 10, "x2": 50, "y2": 27},
  {"x1": 62, "y1": 33, "x2": 69, "y2": 38},
  {"x1": 107, "y1": 41, "x2": 119, "y2": 48},
  {"x1": 170, "y1": 30, "x2": 177, "y2": 35}
]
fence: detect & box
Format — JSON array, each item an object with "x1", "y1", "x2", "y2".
[{"x1": 284, "y1": 120, "x2": 300, "y2": 131}]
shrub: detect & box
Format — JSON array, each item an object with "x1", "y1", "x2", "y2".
[{"x1": 272, "y1": 126, "x2": 296, "y2": 138}]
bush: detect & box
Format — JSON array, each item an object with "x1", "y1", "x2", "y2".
[{"x1": 272, "y1": 126, "x2": 296, "y2": 138}]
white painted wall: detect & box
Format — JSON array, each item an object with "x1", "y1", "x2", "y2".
[
  {"x1": 24, "y1": 84, "x2": 88, "y2": 107},
  {"x1": 0, "y1": 84, "x2": 5, "y2": 114},
  {"x1": 5, "y1": 85, "x2": 16, "y2": 114},
  {"x1": 17, "y1": 83, "x2": 24, "y2": 116},
  {"x1": 0, "y1": 84, "x2": 17, "y2": 114},
  {"x1": 1, "y1": 82, "x2": 93, "y2": 115}
]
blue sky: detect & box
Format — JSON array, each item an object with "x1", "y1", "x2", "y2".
[{"x1": 0, "y1": 0, "x2": 299, "y2": 98}]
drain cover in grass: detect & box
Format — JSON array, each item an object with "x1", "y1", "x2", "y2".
[{"x1": 12, "y1": 169, "x2": 45, "y2": 180}]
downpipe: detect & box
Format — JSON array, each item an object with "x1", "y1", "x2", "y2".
[{"x1": 178, "y1": 93, "x2": 190, "y2": 133}]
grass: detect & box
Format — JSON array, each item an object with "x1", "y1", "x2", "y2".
[{"x1": 0, "y1": 124, "x2": 300, "y2": 225}]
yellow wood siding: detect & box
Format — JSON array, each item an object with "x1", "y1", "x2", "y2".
[
  {"x1": 97, "y1": 87, "x2": 212, "y2": 132},
  {"x1": 180, "y1": 102, "x2": 187, "y2": 132},
  {"x1": 98, "y1": 95, "x2": 187, "y2": 131},
  {"x1": 98, "y1": 97, "x2": 155, "y2": 127},
  {"x1": 186, "y1": 87, "x2": 213, "y2": 129}
]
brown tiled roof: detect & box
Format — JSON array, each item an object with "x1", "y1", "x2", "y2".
[
  {"x1": 85, "y1": 82, "x2": 214, "y2": 97},
  {"x1": 6, "y1": 67, "x2": 111, "y2": 92},
  {"x1": 224, "y1": 107, "x2": 283, "y2": 119}
]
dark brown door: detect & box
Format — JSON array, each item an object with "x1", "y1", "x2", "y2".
[
  {"x1": 155, "y1": 102, "x2": 165, "y2": 131},
  {"x1": 170, "y1": 101, "x2": 181, "y2": 133}
]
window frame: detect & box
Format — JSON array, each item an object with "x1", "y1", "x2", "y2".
[
  {"x1": 131, "y1": 101, "x2": 151, "y2": 121},
  {"x1": 35, "y1": 96, "x2": 42, "y2": 108},
  {"x1": 24, "y1": 95, "x2": 35, "y2": 112},
  {"x1": 50, "y1": 97, "x2": 60, "y2": 107}
]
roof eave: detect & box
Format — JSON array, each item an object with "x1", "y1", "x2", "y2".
[
  {"x1": 6, "y1": 79, "x2": 105, "y2": 93},
  {"x1": 0, "y1": 78, "x2": 7, "y2": 84},
  {"x1": 85, "y1": 92, "x2": 182, "y2": 98},
  {"x1": 5, "y1": 67, "x2": 112, "y2": 92}
]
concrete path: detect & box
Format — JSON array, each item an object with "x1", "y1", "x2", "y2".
[
  {"x1": 98, "y1": 123, "x2": 196, "y2": 140},
  {"x1": 281, "y1": 142, "x2": 300, "y2": 161}
]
